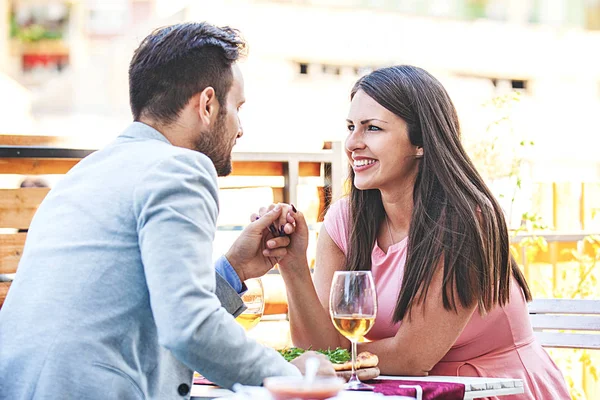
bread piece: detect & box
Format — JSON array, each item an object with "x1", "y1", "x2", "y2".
[
  {"x1": 357, "y1": 351, "x2": 379, "y2": 368},
  {"x1": 332, "y1": 352, "x2": 379, "y2": 371},
  {"x1": 336, "y1": 367, "x2": 380, "y2": 382}
]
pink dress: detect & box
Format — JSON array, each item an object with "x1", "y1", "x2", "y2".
[{"x1": 324, "y1": 198, "x2": 570, "y2": 400}]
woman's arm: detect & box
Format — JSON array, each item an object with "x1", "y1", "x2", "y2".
[
  {"x1": 280, "y1": 224, "x2": 350, "y2": 350},
  {"x1": 282, "y1": 209, "x2": 474, "y2": 375},
  {"x1": 359, "y1": 264, "x2": 476, "y2": 376}
]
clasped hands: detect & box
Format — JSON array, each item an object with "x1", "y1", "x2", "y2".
[
  {"x1": 224, "y1": 203, "x2": 334, "y2": 376},
  {"x1": 225, "y1": 203, "x2": 309, "y2": 282}
]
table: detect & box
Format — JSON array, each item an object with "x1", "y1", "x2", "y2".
[{"x1": 191, "y1": 375, "x2": 524, "y2": 399}]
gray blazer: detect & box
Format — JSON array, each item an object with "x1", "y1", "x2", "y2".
[{"x1": 0, "y1": 123, "x2": 299, "y2": 399}]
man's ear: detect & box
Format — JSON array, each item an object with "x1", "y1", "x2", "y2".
[{"x1": 197, "y1": 86, "x2": 219, "y2": 126}]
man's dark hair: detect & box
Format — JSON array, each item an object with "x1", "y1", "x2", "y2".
[{"x1": 128, "y1": 22, "x2": 246, "y2": 124}]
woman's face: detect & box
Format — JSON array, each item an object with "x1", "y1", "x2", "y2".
[{"x1": 345, "y1": 90, "x2": 421, "y2": 192}]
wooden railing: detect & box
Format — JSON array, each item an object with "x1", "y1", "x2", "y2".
[
  {"x1": 511, "y1": 232, "x2": 599, "y2": 292},
  {"x1": 0, "y1": 134, "x2": 345, "y2": 307}
]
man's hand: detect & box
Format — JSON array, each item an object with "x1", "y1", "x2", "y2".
[
  {"x1": 290, "y1": 351, "x2": 336, "y2": 377},
  {"x1": 225, "y1": 205, "x2": 292, "y2": 282},
  {"x1": 256, "y1": 204, "x2": 310, "y2": 272}
]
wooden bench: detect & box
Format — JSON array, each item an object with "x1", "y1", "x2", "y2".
[
  {"x1": 0, "y1": 135, "x2": 344, "y2": 309},
  {"x1": 528, "y1": 298, "x2": 600, "y2": 349}
]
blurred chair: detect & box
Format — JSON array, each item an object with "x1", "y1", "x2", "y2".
[
  {"x1": 529, "y1": 299, "x2": 600, "y2": 349},
  {"x1": 0, "y1": 184, "x2": 51, "y2": 308}
]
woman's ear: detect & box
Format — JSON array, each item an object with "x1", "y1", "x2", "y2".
[
  {"x1": 197, "y1": 86, "x2": 218, "y2": 126},
  {"x1": 416, "y1": 146, "x2": 424, "y2": 159}
]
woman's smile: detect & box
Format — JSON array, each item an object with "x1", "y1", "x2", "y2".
[{"x1": 352, "y1": 157, "x2": 379, "y2": 172}]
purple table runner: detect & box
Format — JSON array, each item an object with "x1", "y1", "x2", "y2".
[
  {"x1": 369, "y1": 379, "x2": 465, "y2": 400},
  {"x1": 193, "y1": 376, "x2": 466, "y2": 399}
]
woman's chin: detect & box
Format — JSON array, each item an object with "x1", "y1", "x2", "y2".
[{"x1": 353, "y1": 181, "x2": 375, "y2": 191}]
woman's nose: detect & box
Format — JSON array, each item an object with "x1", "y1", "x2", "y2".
[{"x1": 345, "y1": 131, "x2": 365, "y2": 152}]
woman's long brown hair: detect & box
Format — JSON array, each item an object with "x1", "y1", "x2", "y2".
[{"x1": 345, "y1": 66, "x2": 531, "y2": 322}]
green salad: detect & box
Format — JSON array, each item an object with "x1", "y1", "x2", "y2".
[{"x1": 278, "y1": 347, "x2": 351, "y2": 364}]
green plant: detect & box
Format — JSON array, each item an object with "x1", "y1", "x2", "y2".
[
  {"x1": 14, "y1": 24, "x2": 63, "y2": 42},
  {"x1": 465, "y1": 91, "x2": 547, "y2": 260},
  {"x1": 465, "y1": 0, "x2": 488, "y2": 19},
  {"x1": 9, "y1": 9, "x2": 66, "y2": 43}
]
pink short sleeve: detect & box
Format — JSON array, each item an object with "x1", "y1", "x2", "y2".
[{"x1": 323, "y1": 197, "x2": 350, "y2": 255}]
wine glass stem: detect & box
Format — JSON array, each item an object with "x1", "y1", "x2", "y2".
[{"x1": 350, "y1": 339, "x2": 359, "y2": 382}]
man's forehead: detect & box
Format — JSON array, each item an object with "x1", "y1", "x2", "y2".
[
  {"x1": 232, "y1": 64, "x2": 244, "y2": 87},
  {"x1": 230, "y1": 64, "x2": 245, "y2": 100}
]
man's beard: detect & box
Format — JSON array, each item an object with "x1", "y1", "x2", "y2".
[{"x1": 194, "y1": 111, "x2": 234, "y2": 177}]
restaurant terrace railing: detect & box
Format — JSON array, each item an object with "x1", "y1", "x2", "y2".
[{"x1": 0, "y1": 134, "x2": 345, "y2": 308}]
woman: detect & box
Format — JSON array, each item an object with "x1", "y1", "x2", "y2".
[{"x1": 262, "y1": 65, "x2": 570, "y2": 399}]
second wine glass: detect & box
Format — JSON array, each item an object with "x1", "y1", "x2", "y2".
[
  {"x1": 329, "y1": 270, "x2": 377, "y2": 390},
  {"x1": 235, "y1": 278, "x2": 264, "y2": 331}
]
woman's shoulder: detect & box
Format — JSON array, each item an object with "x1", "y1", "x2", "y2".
[
  {"x1": 326, "y1": 196, "x2": 350, "y2": 216},
  {"x1": 323, "y1": 196, "x2": 351, "y2": 252}
]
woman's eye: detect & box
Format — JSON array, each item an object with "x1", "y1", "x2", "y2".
[
  {"x1": 367, "y1": 125, "x2": 381, "y2": 131},
  {"x1": 347, "y1": 125, "x2": 355, "y2": 132}
]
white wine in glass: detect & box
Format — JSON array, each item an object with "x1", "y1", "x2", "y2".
[
  {"x1": 235, "y1": 278, "x2": 264, "y2": 331},
  {"x1": 332, "y1": 315, "x2": 375, "y2": 341},
  {"x1": 330, "y1": 271, "x2": 377, "y2": 390}
]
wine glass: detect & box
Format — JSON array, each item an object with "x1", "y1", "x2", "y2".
[
  {"x1": 329, "y1": 271, "x2": 377, "y2": 390},
  {"x1": 235, "y1": 278, "x2": 264, "y2": 331}
]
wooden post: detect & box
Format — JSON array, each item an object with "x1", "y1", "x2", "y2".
[
  {"x1": 550, "y1": 241, "x2": 558, "y2": 296},
  {"x1": 283, "y1": 159, "x2": 299, "y2": 206}
]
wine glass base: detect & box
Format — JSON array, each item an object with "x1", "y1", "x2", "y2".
[{"x1": 345, "y1": 381, "x2": 374, "y2": 391}]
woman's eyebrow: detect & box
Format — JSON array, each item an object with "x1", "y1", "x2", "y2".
[{"x1": 346, "y1": 118, "x2": 389, "y2": 124}]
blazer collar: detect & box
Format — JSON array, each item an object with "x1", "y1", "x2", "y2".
[{"x1": 119, "y1": 122, "x2": 172, "y2": 145}]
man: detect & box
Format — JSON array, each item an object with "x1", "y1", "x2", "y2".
[{"x1": 0, "y1": 22, "x2": 332, "y2": 399}]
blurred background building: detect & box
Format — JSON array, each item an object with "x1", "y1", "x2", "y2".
[{"x1": 1, "y1": 0, "x2": 600, "y2": 230}]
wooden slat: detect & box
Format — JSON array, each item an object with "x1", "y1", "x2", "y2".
[
  {"x1": 0, "y1": 159, "x2": 322, "y2": 177},
  {"x1": 0, "y1": 281, "x2": 10, "y2": 309},
  {"x1": 0, "y1": 158, "x2": 80, "y2": 174},
  {"x1": 272, "y1": 188, "x2": 285, "y2": 204},
  {"x1": 0, "y1": 233, "x2": 26, "y2": 274},
  {"x1": 230, "y1": 161, "x2": 322, "y2": 177},
  {"x1": 0, "y1": 188, "x2": 50, "y2": 228},
  {"x1": 0, "y1": 134, "x2": 83, "y2": 147},
  {"x1": 534, "y1": 331, "x2": 600, "y2": 349},
  {"x1": 529, "y1": 299, "x2": 600, "y2": 314},
  {"x1": 298, "y1": 162, "x2": 321, "y2": 177},
  {"x1": 530, "y1": 314, "x2": 600, "y2": 331},
  {"x1": 231, "y1": 161, "x2": 283, "y2": 176}
]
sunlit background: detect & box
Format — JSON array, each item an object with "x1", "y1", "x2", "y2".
[{"x1": 1, "y1": 1, "x2": 599, "y2": 398}]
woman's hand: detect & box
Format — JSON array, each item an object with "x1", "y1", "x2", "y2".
[{"x1": 254, "y1": 203, "x2": 310, "y2": 272}]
